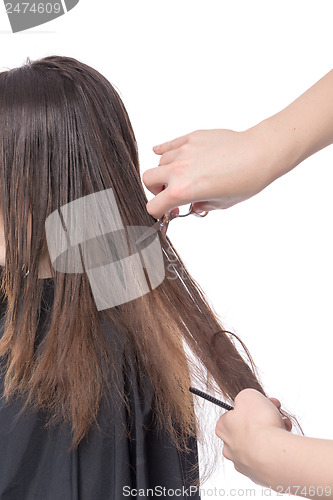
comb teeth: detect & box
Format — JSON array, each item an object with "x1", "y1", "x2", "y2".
[{"x1": 189, "y1": 387, "x2": 234, "y2": 411}]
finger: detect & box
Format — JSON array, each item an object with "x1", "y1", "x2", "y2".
[
  {"x1": 146, "y1": 187, "x2": 177, "y2": 219},
  {"x1": 157, "y1": 149, "x2": 179, "y2": 167},
  {"x1": 144, "y1": 184, "x2": 167, "y2": 197},
  {"x1": 268, "y1": 397, "x2": 281, "y2": 409},
  {"x1": 153, "y1": 133, "x2": 189, "y2": 155},
  {"x1": 268, "y1": 396, "x2": 292, "y2": 431},
  {"x1": 191, "y1": 201, "x2": 213, "y2": 213},
  {"x1": 215, "y1": 417, "x2": 224, "y2": 440},
  {"x1": 282, "y1": 416, "x2": 293, "y2": 432},
  {"x1": 142, "y1": 165, "x2": 171, "y2": 196},
  {"x1": 222, "y1": 444, "x2": 232, "y2": 461}
]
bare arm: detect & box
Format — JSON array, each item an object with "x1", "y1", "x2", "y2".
[
  {"x1": 215, "y1": 389, "x2": 333, "y2": 500},
  {"x1": 252, "y1": 68, "x2": 333, "y2": 183},
  {"x1": 144, "y1": 69, "x2": 333, "y2": 219},
  {"x1": 260, "y1": 428, "x2": 333, "y2": 499}
]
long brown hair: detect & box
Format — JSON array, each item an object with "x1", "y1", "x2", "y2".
[{"x1": 0, "y1": 55, "x2": 301, "y2": 485}]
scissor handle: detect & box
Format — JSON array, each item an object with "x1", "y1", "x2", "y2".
[{"x1": 178, "y1": 203, "x2": 209, "y2": 217}]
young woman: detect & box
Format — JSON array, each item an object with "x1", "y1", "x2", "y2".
[{"x1": 0, "y1": 55, "x2": 297, "y2": 500}]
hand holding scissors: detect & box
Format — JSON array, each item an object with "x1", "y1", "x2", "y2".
[
  {"x1": 136, "y1": 185, "x2": 209, "y2": 245},
  {"x1": 157, "y1": 184, "x2": 209, "y2": 238}
]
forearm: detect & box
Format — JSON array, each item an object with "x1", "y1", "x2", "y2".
[
  {"x1": 258, "y1": 428, "x2": 333, "y2": 499},
  {"x1": 248, "y1": 69, "x2": 333, "y2": 186}
]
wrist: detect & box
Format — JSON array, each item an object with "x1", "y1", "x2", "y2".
[
  {"x1": 254, "y1": 427, "x2": 295, "y2": 489},
  {"x1": 244, "y1": 114, "x2": 305, "y2": 190},
  {"x1": 232, "y1": 426, "x2": 285, "y2": 487}
]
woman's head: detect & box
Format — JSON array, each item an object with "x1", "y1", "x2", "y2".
[
  {"x1": 0, "y1": 55, "x2": 301, "y2": 485},
  {"x1": 0, "y1": 55, "x2": 143, "y2": 277}
]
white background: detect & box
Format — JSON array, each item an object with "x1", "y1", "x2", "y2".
[{"x1": 0, "y1": 0, "x2": 333, "y2": 497}]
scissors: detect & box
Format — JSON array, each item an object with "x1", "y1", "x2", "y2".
[{"x1": 135, "y1": 184, "x2": 209, "y2": 246}]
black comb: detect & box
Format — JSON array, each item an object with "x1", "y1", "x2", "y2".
[{"x1": 189, "y1": 387, "x2": 234, "y2": 411}]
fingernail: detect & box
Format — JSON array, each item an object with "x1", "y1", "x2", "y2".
[{"x1": 153, "y1": 144, "x2": 161, "y2": 152}]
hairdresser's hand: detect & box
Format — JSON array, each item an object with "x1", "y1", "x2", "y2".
[
  {"x1": 145, "y1": 70, "x2": 333, "y2": 220},
  {"x1": 216, "y1": 388, "x2": 333, "y2": 496},
  {"x1": 143, "y1": 128, "x2": 274, "y2": 219},
  {"x1": 215, "y1": 388, "x2": 292, "y2": 487}
]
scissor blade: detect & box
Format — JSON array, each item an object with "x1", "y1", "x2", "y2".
[{"x1": 135, "y1": 220, "x2": 161, "y2": 246}]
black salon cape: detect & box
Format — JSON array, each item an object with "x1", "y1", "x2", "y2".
[{"x1": 0, "y1": 278, "x2": 200, "y2": 499}]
